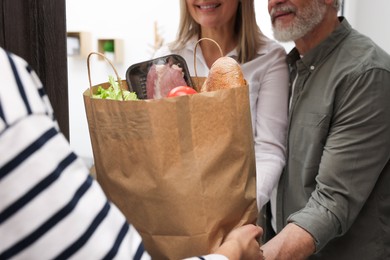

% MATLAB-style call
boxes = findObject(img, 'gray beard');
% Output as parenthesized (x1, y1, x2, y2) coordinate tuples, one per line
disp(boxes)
(272, 1, 326, 42)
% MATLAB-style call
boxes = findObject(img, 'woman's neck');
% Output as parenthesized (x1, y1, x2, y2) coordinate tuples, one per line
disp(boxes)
(199, 28, 237, 68)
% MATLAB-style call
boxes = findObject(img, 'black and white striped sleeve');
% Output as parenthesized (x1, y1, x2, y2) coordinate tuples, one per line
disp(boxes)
(0, 48, 150, 260)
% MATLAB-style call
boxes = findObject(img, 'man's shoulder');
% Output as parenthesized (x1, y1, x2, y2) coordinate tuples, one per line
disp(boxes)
(339, 29, 390, 71)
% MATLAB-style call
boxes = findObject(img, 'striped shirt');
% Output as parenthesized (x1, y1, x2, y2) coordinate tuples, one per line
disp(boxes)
(0, 48, 226, 260)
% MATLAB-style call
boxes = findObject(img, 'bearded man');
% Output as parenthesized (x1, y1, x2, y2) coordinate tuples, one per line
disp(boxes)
(261, 0, 390, 259)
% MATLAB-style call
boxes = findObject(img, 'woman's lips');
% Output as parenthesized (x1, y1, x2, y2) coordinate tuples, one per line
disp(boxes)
(196, 3, 221, 11)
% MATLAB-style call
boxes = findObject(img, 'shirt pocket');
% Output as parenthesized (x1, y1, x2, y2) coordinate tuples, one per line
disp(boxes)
(290, 112, 331, 169)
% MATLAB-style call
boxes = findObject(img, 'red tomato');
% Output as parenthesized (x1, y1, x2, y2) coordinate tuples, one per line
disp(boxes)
(167, 86, 197, 97)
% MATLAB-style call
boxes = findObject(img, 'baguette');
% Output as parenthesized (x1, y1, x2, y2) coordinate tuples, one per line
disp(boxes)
(201, 56, 246, 92)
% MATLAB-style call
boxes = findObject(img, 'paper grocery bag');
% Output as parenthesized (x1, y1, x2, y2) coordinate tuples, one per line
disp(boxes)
(83, 52, 257, 260)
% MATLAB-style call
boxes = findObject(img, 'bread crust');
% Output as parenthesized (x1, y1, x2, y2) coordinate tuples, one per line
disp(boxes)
(201, 57, 246, 92)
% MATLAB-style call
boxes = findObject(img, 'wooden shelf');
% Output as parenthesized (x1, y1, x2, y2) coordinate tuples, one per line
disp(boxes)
(66, 31, 92, 58)
(97, 38, 124, 63)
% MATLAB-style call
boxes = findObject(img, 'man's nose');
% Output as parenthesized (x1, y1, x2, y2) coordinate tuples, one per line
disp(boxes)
(268, 0, 287, 7)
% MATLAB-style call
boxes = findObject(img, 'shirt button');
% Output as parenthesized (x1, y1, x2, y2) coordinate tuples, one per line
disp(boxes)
(310, 65, 315, 70)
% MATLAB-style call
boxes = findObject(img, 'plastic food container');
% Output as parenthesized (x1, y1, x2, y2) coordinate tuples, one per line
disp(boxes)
(125, 54, 194, 99)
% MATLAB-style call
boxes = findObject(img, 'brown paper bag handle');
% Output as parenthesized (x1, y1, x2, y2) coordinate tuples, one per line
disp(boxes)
(193, 38, 223, 88)
(86, 51, 126, 100)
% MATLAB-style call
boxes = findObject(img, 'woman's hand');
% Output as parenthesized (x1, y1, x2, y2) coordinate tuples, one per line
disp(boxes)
(214, 224, 264, 260)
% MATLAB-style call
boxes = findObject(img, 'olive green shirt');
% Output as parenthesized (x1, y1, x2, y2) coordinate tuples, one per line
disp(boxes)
(276, 18, 390, 259)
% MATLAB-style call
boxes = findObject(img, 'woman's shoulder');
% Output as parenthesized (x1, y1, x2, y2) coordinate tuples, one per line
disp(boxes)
(153, 45, 173, 58)
(258, 37, 287, 56)
(242, 37, 288, 73)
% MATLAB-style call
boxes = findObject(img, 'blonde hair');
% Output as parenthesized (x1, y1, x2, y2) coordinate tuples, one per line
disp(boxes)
(170, 0, 266, 64)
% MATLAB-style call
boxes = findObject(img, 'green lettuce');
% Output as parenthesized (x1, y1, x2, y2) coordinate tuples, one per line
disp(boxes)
(93, 75, 138, 101)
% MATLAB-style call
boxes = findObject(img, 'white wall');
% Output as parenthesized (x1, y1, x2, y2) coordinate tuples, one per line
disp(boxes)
(66, 0, 182, 165)
(66, 0, 390, 165)
(344, 0, 390, 54)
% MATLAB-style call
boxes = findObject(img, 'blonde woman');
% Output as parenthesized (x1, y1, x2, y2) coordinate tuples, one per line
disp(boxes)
(155, 0, 289, 215)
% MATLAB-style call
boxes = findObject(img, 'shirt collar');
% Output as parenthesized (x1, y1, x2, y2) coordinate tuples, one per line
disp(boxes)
(287, 17, 352, 72)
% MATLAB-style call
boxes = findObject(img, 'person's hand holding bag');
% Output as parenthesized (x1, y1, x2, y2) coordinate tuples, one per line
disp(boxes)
(214, 224, 264, 260)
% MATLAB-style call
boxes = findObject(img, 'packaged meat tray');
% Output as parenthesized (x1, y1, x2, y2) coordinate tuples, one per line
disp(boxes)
(126, 54, 194, 99)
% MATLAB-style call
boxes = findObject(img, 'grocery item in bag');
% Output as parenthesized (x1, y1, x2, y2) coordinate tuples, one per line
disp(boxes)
(201, 56, 246, 92)
(126, 54, 194, 99)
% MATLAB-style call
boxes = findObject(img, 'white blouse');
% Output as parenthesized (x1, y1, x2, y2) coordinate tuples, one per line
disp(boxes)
(155, 36, 289, 211)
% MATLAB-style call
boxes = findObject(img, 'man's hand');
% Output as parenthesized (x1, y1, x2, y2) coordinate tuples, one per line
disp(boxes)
(261, 223, 316, 260)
